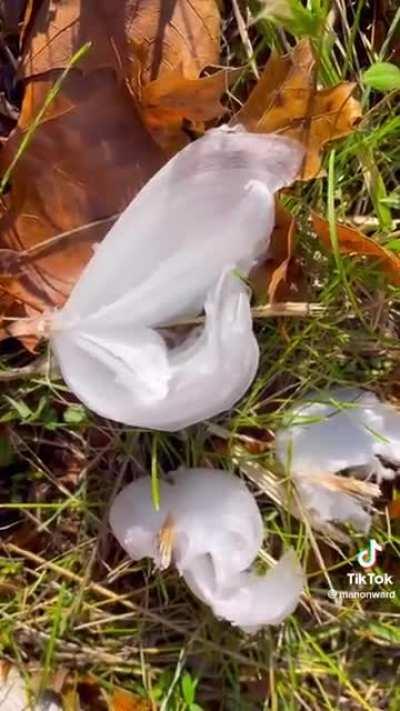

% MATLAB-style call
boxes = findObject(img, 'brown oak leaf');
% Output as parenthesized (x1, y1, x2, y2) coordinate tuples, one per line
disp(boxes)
(312, 211, 400, 284)
(0, 69, 163, 319)
(235, 40, 361, 180)
(0, 0, 222, 331)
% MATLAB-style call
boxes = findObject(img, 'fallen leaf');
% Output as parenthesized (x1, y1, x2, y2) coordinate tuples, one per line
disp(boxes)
(311, 211, 400, 284)
(8, 521, 45, 555)
(130, 0, 220, 85)
(21, 1, 128, 79)
(235, 46, 302, 129)
(107, 688, 152, 711)
(0, 69, 163, 316)
(60, 673, 104, 711)
(266, 201, 297, 301)
(235, 40, 361, 179)
(250, 200, 304, 303)
(21, 0, 222, 153)
(387, 498, 400, 519)
(63, 674, 151, 711)
(244, 671, 270, 704)
(142, 66, 238, 154)
(0, 0, 223, 325)
(143, 69, 229, 121)
(21, 0, 220, 86)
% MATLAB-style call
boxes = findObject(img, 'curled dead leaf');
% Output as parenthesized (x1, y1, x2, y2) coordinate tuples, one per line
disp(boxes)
(266, 201, 297, 302)
(142, 67, 239, 154)
(250, 200, 305, 303)
(107, 689, 152, 711)
(235, 40, 361, 180)
(311, 211, 400, 284)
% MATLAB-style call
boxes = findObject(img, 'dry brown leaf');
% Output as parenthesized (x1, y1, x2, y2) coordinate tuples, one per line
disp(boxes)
(142, 67, 238, 154)
(236, 40, 361, 180)
(236, 44, 310, 129)
(125, 0, 221, 92)
(244, 672, 270, 705)
(388, 496, 400, 519)
(250, 200, 304, 303)
(21, 1, 128, 79)
(65, 674, 152, 711)
(0, 0, 223, 326)
(22, 0, 220, 85)
(108, 689, 152, 711)
(62, 673, 103, 711)
(143, 68, 234, 122)
(0, 69, 163, 317)
(20, 0, 222, 153)
(266, 201, 297, 302)
(388, 498, 400, 519)
(311, 211, 400, 284)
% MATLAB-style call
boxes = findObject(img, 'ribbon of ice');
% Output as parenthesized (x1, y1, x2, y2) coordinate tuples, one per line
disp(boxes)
(275, 387, 400, 532)
(110, 468, 304, 633)
(50, 128, 302, 431)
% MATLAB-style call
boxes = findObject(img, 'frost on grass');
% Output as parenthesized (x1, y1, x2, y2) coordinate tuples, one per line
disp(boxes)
(276, 387, 400, 531)
(109, 468, 304, 633)
(51, 128, 302, 431)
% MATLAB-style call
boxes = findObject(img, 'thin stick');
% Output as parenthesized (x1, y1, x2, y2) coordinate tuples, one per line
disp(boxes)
(0, 357, 49, 381)
(164, 302, 324, 328)
(23, 214, 120, 259)
(231, 0, 259, 79)
(0, 303, 324, 383)
(252, 302, 324, 317)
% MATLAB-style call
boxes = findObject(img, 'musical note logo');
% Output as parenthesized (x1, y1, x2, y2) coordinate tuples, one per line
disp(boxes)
(357, 539, 383, 568)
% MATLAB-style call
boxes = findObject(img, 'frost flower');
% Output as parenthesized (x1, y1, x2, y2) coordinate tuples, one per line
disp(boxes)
(109, 468, 304, 633)
(50, 128, 302, 431)
(276, 387, 400, 531)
